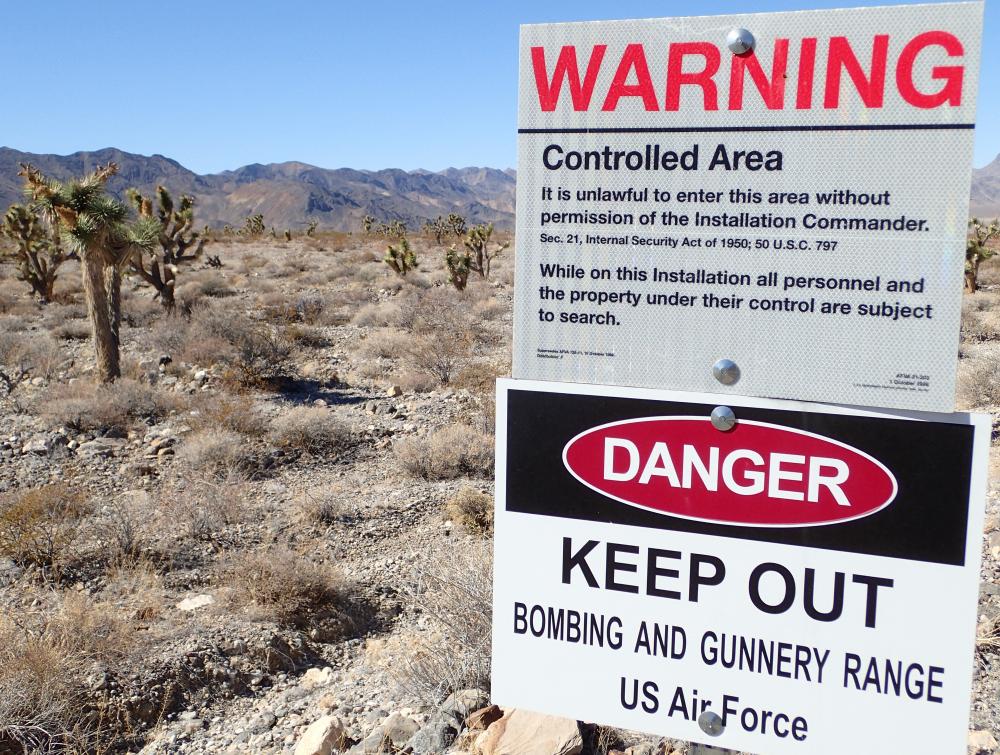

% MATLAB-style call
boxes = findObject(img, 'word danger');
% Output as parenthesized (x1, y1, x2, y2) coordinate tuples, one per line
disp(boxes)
(562, 417, 898, 527)
(530, 32, 967, 112)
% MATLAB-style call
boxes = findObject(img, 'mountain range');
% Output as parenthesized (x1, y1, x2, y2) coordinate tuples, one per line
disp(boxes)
(1, 147, 999, 231)
(0, 148, 516, 233)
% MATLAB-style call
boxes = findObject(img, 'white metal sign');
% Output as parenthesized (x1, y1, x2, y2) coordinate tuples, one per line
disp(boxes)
(492, 378, 989, 754)
(512, 3, 983, 412)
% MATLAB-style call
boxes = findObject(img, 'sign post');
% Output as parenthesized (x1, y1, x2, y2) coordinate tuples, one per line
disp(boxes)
(492, 380, 990, 754)
(512, 3, 983, 412)
(495, 4, 987, 754)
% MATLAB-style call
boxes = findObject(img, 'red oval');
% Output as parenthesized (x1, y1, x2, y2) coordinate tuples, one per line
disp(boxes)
(562, 417, 897, 527)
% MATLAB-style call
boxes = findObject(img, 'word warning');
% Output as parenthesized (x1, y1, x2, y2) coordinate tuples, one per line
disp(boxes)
(492, 379, 989, 754)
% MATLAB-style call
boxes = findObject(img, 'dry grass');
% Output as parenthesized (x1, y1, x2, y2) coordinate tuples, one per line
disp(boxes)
(0, 484, 90, 575)
(190, 393, 268, 437)
(0, 331, 62, 381)
(0, 593, 137, 753)
(957, 343, 1000, 408)
(394, 542, 492, 702)
(174, 429, 257, 479)
(446, 488, 494, 535)
(270, 406, 353, 455)
(395, 423, 494, 480)
(39, 379, 185, 434)
(222, 546, 357, 633)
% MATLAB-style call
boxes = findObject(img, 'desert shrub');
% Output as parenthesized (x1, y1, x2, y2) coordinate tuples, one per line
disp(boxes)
(962, 295, 1000, 342)
(446, 488, 493, 535)
(223, 546, 357, 632)
(359, 328, 411, 359)
(191, 393, 268, 437)
(396, 542, 492, 701)
(0, 593, 136, 753)
(395, 423, 494, 480)
(0, 484, 90, 573)
(179, 271, 234, 300)
(957, 344, 1000, 408)
(39, 379, 184, 434)
(351, 302, 401, 328)
(175, 429, 257, 479)
(52, 319, 91, 341)
(286, 324, 328, 348)
(296, 488, 347, 526)
(454, 361, 503, 393)
(158, 475, 248, 542)
(270, 406, 352, 454)
(122, 294, 162, 328)
(0, 331, 61, 381)
(95, 492, 150, 561)
(402, 331, 472, 385)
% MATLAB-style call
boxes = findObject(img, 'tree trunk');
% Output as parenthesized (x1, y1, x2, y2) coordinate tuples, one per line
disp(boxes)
(106, 262, 122, 355)
(81, 250, 120, 383)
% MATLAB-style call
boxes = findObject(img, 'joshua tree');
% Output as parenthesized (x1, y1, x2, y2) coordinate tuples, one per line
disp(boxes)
(126, 186, 207, 311)
(306, 220, 318, 237)
(361, 214, 376, 233)
(967, 218, 1000, 293)
(384, 237, 417, 276)
(242, 213, 266, 237)
(425, 216, 450, 244)
(463, 223, 508, 279)
(446, 213, 467, 237)
(445, 244, 471, 291)
(19, 163, 158, 383)
(0, 203, 67, 302)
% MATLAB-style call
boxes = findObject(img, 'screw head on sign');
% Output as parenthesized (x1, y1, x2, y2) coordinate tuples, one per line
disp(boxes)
(726, 27, 755, 54)
(698, 710, 725, 737)
(712, 358, 741, 386)
(710, 406, 737, 432)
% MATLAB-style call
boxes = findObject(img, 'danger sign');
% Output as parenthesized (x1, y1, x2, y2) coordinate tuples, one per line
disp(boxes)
(511, 3, 984, 412)
(492, 379, 989, 754)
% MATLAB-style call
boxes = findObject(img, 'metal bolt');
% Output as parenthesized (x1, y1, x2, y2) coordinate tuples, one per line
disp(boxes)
(726, 27, 755, 54)
(712, 358, 740, 386)
(698, 710, 725, 736)
(710, 406, 737, 432)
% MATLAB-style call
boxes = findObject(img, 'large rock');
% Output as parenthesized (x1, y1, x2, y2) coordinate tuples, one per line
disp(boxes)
(405, 717, 458, 754)
(969, 729, 999, 753)
(441, 688, 490, 723)
(476, 709, 582, 755)
(295, 715, 346, 755)
(76, 437, 126, 458)
(465, 704, 504, 732)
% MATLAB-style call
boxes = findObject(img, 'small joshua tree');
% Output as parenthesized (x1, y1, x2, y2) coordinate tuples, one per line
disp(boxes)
(20, 162, 158, 383)
(0, 203, 67, 302)
(967, 218, 1000, 293)
(447, 213, 467, 237)
(127, 186, 208, 311)
(463, 223, 508, 279)
(425, 216, 450, 244)
(306, 220, 318, 237)
(445, 244, 471, 291)
(284, 229, 292, 241)
(361, 214, 376, 233)
(242, 213, 266, 237)
(384, 237, 417, 277)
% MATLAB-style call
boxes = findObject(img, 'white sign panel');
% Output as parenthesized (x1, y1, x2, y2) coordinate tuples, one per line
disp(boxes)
(493, 378, 989, 754)
(512, 4, 983, 412)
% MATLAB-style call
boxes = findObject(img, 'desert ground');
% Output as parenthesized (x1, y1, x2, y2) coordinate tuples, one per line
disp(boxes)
(1, 229, 1000, 755)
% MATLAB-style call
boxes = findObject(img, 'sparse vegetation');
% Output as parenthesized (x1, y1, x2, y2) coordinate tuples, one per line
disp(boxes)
(967, 217, 1000, 292)
(446, 487, 493, 535)
(0, 203, 67, 302)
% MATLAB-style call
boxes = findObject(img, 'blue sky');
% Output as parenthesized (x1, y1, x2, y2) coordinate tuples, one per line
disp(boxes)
(1, 0, 995, 173)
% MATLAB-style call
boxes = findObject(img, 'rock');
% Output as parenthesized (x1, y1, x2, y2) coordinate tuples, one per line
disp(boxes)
(76, 438, 126, 459)
(405, 718, 457, 754)
(247, 710, 278, 734)
(22, 434, 54, 454)
(0, 557, 23, 587)
(380, 713, 420, 748)
(624, 745, 655, 755)
(386, 385, 402, 397)
(295, 715, 347, 755)
(475, 709, 582, 755)
(465, 705, 503, 732)
(302, 666, 334, 689)
(969, 729, 999, 753)
(441, 688, 490, 723)
(193, 369, 209, 385)
(176, 594, 215, 612)
(158, 354, 173, 366)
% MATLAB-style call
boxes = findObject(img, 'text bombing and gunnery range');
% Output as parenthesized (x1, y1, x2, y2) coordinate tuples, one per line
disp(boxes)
(0, 3, 999, 755)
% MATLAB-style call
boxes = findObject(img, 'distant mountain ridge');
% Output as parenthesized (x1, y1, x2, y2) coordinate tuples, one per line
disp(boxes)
(971, 154, 1000, 219)
(1, 147, 997, 230)
(0, 147, 516, 232)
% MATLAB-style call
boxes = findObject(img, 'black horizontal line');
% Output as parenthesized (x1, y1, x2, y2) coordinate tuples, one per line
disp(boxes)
(518, 123, 975, 134)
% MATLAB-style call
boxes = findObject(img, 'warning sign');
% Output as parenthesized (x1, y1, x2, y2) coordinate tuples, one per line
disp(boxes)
(492, 378, 989, 754)
(511, 3, 984, 411)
